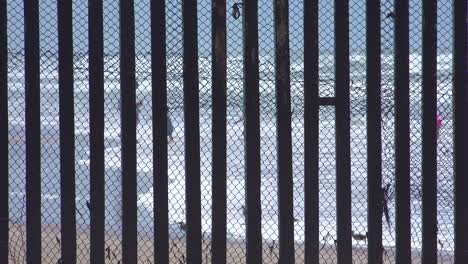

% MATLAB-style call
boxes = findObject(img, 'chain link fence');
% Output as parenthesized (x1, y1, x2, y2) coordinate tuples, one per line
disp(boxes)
(6, 0, 455, 263)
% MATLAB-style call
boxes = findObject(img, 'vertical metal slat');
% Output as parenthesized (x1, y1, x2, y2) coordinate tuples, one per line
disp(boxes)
(58, 0, 76, 263)
(394, 0, 411, 262)
(453, 0, 468, 262)
(0, 0, 8, 262)
(366, 0, 383, 263)
(89, 0, 105, 262)
(335, 0, 352, 262)
(151, 0, 169, 262)
(211, 0, 227, 263)
(120, 0, 138, 261)
(183, 0, 202, 263)
(304, 0, 320, 263)
(421, 0, 438, 263)
(274, 0, 294, 262)
(243, 0, 262, 263)
(24, 0, 42, 261)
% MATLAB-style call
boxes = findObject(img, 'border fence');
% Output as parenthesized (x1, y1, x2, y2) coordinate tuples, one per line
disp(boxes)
(1, 0, 468, 263)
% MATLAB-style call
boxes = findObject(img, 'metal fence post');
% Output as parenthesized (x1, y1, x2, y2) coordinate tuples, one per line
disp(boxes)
(243, 0, 262, 263)
(335, 0, 352, 262)
(88, 0, 105, 262)
(120, 0, 138, 261)
(0, 0, 8, 262)
(58, 0, 77, 262)
(274, 0, 295, 262)
(366, 0, 383, 263)
(211, 0, 227, 263)
(304, 0, 320, 263)
(421, 0, 438, 263)
(394, 0, 411, 262)
(151, 0, 169, 262)
(24, 0, 42, 261)
(183, 0, 202, 263)
(454, 0, 468, 263)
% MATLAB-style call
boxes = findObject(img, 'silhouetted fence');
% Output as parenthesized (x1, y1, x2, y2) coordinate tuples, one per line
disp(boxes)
(1, 0, 468, 263)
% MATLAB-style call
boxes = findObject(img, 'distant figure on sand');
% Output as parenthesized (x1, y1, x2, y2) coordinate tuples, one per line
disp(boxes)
(136, 99, 143, 125)
(134, 100, 174, 143)
(135, 100, 174, 142)
(135, 81, 174, 143)
(120, 81, 174, 143)
(167, 115, 174, 142)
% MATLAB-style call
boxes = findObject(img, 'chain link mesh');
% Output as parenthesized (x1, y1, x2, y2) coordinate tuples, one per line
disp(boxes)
(6, 0, 455, 263)
(8, 0, 27, 262)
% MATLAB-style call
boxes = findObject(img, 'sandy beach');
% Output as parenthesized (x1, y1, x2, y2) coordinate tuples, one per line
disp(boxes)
(7, 223, 454, 264)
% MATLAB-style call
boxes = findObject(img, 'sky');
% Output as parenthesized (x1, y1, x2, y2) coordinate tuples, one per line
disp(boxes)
(6, 0, 453, 56)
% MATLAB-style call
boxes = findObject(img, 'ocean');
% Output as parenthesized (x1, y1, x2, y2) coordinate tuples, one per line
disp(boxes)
(7, 52, 455, 258)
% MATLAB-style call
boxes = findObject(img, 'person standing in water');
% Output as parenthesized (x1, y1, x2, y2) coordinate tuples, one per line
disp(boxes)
(167, 114, 174, 142)
(125, 81, 174, 143)
(135, 100, 174, 142)
(136, 99, 143, 125)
